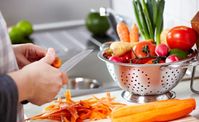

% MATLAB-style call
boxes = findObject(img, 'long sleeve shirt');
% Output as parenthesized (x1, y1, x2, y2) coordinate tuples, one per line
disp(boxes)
(0, 75, 18, 122)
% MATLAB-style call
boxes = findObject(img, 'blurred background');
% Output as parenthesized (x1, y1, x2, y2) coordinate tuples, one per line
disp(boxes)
(0, 0, 199, 26)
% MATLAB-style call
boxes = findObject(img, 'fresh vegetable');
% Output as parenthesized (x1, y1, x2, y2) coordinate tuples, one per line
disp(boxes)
(117, 22, 130, 42)
(52, 57, 62, 68)
(167, 26, 197, 51)
(130, 24, 139, 43)
(85, 12, 110, 36)
(109, 56, 125, 63)
(133, 41, 156, 58)
(169, 48, 188, 59)
(109, 51, 134, 63)
(132, 0, 165, 44)
(165, 55, 179, 63)
(155, 43, 169, 57)
(110, 41, 133, 56)
(111, 98, 196, 122)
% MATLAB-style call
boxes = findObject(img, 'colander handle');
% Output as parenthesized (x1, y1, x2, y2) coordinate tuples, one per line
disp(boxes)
(160, 57, 199, 70)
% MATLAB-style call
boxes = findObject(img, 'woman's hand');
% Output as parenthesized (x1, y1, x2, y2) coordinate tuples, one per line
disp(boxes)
(13, 43, 47, 69)
(9, 48, 68, 105)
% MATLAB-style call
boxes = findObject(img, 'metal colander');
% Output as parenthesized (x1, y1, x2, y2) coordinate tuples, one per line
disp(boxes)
(98, 42, 199, 96)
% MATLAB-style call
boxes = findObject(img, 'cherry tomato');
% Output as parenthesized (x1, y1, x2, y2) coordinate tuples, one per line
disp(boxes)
(133, 41, 156, 58)
(167, 26, 197, 51)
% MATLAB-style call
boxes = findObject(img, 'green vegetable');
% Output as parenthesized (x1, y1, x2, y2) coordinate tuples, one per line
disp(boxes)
(169, 49, 188, 59)
(132, 0, 165, 45)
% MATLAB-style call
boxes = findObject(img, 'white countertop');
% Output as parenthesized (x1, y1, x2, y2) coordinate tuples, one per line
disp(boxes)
(24, 79, 199, 121)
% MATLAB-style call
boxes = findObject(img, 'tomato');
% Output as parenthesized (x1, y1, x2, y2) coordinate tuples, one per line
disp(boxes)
(167, 26, 197, 51)
(133, 41, 156, 58)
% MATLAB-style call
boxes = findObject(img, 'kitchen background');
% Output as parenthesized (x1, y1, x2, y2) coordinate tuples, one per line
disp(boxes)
(1, 0, 199, 26)
(0, 0, 199, 90)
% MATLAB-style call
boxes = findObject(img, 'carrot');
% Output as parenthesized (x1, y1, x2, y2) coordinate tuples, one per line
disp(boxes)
(130, 24, 139, 43)
(117, 22, 130, 42)
(52, 57, 62, 68)
(111, 99, 179, 118)
(111, 98, 196, 122)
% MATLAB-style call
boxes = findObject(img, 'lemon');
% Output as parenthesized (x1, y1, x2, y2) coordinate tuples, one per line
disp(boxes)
(16, 20, 33, 36)
(9, 26, 26, 44)
(85, 12, 110, 36)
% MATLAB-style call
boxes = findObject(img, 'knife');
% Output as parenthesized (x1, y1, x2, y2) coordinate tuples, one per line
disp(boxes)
(59, 49, 93, 72)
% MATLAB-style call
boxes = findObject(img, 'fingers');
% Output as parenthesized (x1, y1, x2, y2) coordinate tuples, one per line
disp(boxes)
(40, 48, 56, 65)
(60, 72, 68, 85)
(27, 43, 47, 59)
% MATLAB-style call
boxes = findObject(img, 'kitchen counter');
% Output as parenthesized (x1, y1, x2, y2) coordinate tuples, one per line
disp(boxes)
(24, 79, 199, 121)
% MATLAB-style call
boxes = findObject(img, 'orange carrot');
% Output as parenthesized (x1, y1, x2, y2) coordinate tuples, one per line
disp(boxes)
(52, 57, 62, 68)
(112, 98, 196, 122)
(130, 24, 139, 43)
(111, 99, 180, 118)
(117, 22, 130, 42)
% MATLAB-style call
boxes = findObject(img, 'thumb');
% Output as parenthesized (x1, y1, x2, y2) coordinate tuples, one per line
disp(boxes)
(40, 48, 56, 64)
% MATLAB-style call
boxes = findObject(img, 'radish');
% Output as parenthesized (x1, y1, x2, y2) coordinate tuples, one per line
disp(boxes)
(165, 55, 179, 63)
(155, 44, 169, 57)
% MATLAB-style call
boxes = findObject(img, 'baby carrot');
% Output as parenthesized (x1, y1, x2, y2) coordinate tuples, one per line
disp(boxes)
(130, 23, 139, 43)
(117, 22, 130, 42)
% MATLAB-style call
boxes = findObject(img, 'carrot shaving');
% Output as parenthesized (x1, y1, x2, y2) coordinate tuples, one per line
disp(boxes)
(26, 90, 126, 122)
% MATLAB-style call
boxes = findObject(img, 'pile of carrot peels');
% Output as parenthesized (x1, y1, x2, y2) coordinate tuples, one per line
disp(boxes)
(26, 90, 125, 122)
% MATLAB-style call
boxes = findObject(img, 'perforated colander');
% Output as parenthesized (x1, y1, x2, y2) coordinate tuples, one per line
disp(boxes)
(98, 42, 199, 96)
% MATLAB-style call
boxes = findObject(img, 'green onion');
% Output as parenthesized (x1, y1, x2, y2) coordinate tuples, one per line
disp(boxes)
(132, 0, 165, 45)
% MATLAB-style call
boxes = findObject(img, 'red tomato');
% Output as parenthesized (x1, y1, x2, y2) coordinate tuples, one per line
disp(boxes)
(133, 41, 156, 58)
(167, 26, 197, 51)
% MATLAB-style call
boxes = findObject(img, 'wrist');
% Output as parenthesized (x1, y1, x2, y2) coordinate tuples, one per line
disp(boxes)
(8, 70, 33, 102)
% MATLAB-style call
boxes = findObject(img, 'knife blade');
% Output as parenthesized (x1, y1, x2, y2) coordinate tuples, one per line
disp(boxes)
(59, 49, 93, 72)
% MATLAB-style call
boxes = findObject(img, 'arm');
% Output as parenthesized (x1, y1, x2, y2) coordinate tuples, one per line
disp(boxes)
(0, 75, 18, 122)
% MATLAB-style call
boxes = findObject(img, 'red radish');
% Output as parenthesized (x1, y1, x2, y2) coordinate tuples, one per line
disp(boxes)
(166, 55, 179, 63)
(109, 56, 125, 63)
(155, 44, 169, 57)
